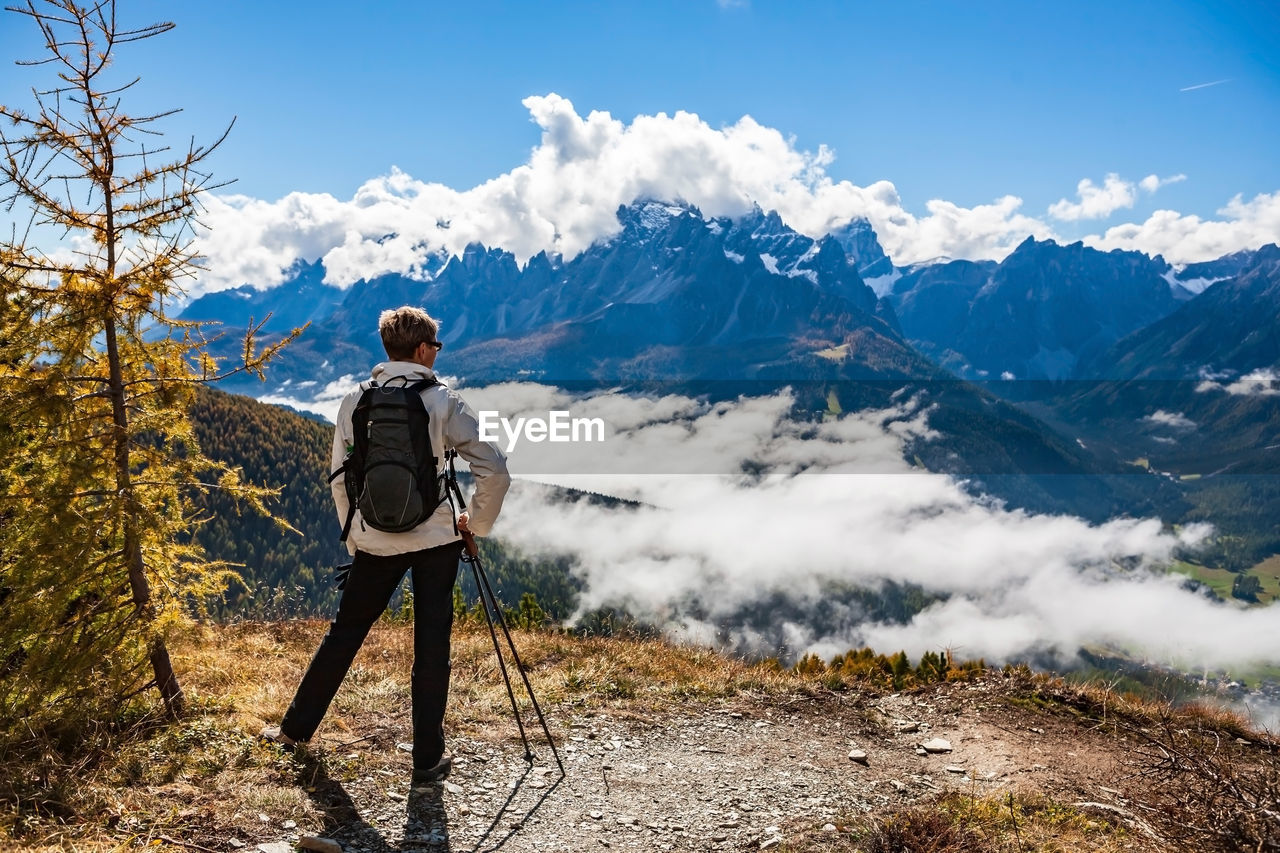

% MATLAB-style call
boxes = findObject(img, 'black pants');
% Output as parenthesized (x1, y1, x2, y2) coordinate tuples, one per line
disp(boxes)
(280, 541, 462, 770)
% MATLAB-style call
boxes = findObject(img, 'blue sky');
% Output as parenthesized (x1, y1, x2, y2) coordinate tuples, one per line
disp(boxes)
(2, 0, 1278, 285)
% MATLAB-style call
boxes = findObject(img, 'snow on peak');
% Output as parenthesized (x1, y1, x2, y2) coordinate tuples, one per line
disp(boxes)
(628, 200, 695, 233)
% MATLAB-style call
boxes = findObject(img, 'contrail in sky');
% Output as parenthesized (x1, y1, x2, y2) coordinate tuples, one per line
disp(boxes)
(1180, 79, 1232, 92)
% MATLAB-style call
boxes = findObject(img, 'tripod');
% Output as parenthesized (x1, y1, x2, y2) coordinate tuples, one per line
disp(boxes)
(460, 530, 565, 777)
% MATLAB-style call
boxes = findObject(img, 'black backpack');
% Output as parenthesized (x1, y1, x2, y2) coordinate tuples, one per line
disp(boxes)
(331, 377, 445, 541)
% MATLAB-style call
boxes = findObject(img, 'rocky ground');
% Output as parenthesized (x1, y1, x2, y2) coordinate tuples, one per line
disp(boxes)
(240, 678, 1169, 853)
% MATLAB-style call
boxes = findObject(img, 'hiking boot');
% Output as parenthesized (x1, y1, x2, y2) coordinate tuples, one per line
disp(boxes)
(259, 725, 298, 752)
(411, 754, 453, 784)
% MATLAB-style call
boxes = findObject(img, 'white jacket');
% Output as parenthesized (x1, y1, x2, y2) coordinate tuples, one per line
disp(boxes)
(330, 361, 511, 556)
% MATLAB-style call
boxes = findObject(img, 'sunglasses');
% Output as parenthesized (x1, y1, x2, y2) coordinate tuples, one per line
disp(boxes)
(423, 340, 444, 351)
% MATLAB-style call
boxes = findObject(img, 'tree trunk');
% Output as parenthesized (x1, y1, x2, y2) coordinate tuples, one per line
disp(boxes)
(103, 311, 186, 717)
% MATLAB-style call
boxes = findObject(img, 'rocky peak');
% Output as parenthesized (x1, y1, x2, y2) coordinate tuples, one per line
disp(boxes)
(615, 200, 703, 239)
(829, 217, 891, 277)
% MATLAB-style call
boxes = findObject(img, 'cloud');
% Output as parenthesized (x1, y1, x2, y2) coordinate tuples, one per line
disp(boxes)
(1049, 173, 1138, 221)
(1196, 368, 1280, 397)
(192, 94, 1057, 292)
(1143, 410, 1197, 429)
(198, 175, 452, 292)
(380, 380, 1280, 676)
(1049, 172, 1187, 221)
(257, 376, 1280, 675)
(857, 576, 1277, 671)
(258, 373, 360, 420)
(190, 96, 1278, 294)
(453, 382, 935, 482)
(1139, 173, 1186, 193)
(1085, 191, 1280, 265)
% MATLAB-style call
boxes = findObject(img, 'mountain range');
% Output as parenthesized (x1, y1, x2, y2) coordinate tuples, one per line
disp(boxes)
(181, 200, 1280, 561)
(185, 200, 1278, 387)
(193, 202, 909, 385)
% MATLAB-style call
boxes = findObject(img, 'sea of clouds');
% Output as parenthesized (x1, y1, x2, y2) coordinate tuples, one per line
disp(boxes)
(470, 384, 1280, 673)
(282, 379, 1280, 679)
(192, 94, 1280, 295)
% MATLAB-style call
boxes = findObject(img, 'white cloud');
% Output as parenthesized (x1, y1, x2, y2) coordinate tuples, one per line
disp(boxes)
(1143, 410, 1197, 429)
(1049, 172, 1187, 221)
(1140, 172, 1186, 193)
(192, 94, 1058, 293)
(455, 383, 934, 485)
(1196, 368, 1280, 398)
(1086, 191, 1280, 265)
(1049, 173, 1138, 221)
(190, 96, 1278, 294)
(258, 373, 360, 421)
(259, 376, 1280, 673)
(858, 576, 1276, 671)
(385, 381, 1280, 675)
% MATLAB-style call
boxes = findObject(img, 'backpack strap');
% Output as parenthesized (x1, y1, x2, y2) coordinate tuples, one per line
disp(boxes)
(442, 449, 468, 535)
(338, 498, 357, 543)
(329, 462, 358, 544)
(406, 375, 444, 491)
(406, 376, 439, 394)
(446, 449, 467, 512)
(334, 379, 379, 545)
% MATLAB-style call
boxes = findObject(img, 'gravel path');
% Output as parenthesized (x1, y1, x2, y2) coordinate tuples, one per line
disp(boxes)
(260, 680, 1133, 853)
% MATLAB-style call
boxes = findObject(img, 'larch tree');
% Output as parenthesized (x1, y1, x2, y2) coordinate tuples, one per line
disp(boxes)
(0, 0, 299, 730)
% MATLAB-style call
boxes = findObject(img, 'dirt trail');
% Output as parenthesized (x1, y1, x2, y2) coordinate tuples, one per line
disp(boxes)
(266, 679, 1154, 852)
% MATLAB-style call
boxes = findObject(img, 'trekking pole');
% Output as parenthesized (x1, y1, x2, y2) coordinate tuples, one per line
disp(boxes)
(460, 530, 565, 776)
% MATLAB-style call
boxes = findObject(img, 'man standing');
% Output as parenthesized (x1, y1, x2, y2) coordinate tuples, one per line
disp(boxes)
(263, 306, 510, 783)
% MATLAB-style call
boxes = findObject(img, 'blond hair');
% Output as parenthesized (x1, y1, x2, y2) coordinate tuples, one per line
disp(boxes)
(378, 306, 440, 360)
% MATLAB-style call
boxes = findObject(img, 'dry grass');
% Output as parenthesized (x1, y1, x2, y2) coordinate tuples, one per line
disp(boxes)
(1004, 671, 1280, 852)
(181, 618, 810, 736)
(782, 792, 1141, 852)
(1012, 669, 1273, 745)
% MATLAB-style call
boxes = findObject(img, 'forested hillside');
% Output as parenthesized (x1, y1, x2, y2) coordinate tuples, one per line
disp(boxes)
(189, 388, 349, 614)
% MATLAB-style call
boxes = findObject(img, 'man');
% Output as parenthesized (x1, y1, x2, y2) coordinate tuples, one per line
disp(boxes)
(263, 306, 510, 783)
